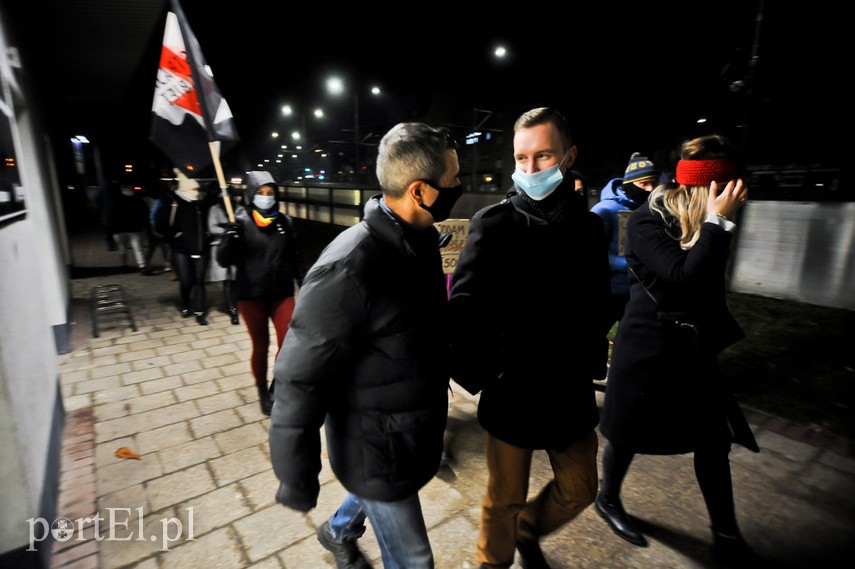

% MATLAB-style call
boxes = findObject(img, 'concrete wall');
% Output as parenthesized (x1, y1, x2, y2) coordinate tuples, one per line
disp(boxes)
(0, 9, 67, 565)
(730, 201, 855, 310)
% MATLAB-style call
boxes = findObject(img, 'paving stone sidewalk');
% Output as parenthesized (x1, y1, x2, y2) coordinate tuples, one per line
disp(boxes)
(47, 264, 855, 569)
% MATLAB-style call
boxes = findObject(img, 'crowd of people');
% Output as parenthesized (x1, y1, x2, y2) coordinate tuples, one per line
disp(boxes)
(267, 109, 758, 569)
(105, 105, 756, 569)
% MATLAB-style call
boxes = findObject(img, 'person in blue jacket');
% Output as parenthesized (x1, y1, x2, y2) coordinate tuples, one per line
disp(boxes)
(591, 152, 661, 327)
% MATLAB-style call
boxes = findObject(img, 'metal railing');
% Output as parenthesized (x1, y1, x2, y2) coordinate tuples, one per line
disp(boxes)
(278, 183, 380, 227)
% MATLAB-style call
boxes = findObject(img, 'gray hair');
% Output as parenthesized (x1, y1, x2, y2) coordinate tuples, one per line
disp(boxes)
(375, 123, 456, 198)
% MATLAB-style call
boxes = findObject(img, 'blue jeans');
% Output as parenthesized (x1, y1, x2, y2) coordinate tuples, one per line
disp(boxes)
(329, 492, 434, 569)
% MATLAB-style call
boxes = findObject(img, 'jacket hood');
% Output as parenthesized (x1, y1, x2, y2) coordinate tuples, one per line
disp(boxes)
(598, 178, 636, 207)
(244, 171, 278, 204)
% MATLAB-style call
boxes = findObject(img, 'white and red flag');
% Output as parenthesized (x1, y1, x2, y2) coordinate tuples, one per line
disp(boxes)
(149, 0, 238, 174)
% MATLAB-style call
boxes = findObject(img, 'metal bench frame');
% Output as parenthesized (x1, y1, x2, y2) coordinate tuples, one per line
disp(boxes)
(89, 284, 136, 337)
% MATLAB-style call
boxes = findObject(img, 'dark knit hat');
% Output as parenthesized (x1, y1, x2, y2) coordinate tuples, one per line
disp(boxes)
(623, 152, 660, 185)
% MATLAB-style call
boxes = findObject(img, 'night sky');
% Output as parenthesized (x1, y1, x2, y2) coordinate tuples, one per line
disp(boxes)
(5, 0, 847, 188)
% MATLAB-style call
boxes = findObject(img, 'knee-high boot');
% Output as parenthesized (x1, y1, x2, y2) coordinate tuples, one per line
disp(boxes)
(595, 441, 647, 546)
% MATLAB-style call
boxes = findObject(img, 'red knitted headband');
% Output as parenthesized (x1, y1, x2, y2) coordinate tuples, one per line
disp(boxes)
(675, 159, 739, 186)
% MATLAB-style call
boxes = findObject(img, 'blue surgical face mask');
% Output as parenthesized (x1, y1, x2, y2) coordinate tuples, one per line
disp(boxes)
(511, 152, 570, 201)
(253, 195, 276, 210)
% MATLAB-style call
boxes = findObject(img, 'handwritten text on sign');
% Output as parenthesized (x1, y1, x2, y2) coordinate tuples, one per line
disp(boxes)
(434, 218, 470, 274)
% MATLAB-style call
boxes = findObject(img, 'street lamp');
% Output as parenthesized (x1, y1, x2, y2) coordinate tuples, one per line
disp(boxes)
(326, 75, 382, 182)
(275, 102, 329, 180)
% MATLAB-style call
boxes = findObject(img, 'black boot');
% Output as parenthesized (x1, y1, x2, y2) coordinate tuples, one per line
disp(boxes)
(195, 312, 208, 326)
(257, 383, 273, 416)
(229, 307, 240, 325)
(711, 530, 758, 567)
(595, 493, 648, 547)
(316, 520, 371, 569)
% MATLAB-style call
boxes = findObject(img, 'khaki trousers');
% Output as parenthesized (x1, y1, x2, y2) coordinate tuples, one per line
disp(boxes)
(477, 430, 598, 567)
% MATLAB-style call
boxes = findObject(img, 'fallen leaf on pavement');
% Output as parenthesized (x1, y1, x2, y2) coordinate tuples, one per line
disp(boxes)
(115, 447, 141, 460)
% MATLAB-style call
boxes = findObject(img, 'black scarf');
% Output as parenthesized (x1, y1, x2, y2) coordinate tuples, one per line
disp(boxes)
(517, 178, 582, 224)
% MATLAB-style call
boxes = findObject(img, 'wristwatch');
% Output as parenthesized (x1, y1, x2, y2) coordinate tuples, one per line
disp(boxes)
(705, 212, 736, 233)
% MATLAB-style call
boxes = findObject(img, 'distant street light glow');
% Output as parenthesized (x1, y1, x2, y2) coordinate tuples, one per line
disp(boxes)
(281, 105, 293, 116)
(494, 46, 507, 58)
(326, 76, 344, 95)
(313, 108, 324, 118)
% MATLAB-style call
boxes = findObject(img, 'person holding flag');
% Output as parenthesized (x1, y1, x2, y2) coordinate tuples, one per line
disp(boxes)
(216, 171, 306, 416)
(149, 0, 239, 223)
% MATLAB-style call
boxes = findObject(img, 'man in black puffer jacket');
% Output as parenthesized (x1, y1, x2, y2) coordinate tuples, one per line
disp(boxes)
(269, 122, 462, 569)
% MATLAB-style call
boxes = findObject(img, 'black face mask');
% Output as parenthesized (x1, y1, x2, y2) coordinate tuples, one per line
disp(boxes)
(623, 182, 651, 209)
(419, 181, 463, 222)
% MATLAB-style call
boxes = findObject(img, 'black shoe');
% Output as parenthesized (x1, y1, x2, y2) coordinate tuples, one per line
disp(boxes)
(229, 308, 240, 325)
(515, 538, 551, 569)
(316, 520, 372, 569)
(257, 384, 273, 416)
(195, 313, 208, 326)
(141, 267, 154, 276)
(180, 308, 191, 318)
(711, 531, 759, 567)
(594, 493, 648, 547)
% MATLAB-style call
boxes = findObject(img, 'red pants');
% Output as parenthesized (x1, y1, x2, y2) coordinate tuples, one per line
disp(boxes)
(237, 297, 295, 386)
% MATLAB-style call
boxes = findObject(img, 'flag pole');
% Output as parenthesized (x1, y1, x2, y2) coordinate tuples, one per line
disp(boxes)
(209, 141, 235, 223)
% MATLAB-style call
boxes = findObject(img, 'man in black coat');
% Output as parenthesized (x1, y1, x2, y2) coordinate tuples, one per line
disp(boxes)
(448, 107, 611, 569)
(268, 122, 463, 569)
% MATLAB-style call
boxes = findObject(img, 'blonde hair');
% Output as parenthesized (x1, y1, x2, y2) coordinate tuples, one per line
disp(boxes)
(649, 183, 709, 249)
(649, 134, 741, 250)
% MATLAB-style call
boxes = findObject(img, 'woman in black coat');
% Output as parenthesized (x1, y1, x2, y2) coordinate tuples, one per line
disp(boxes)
(597, 135, 759, 567)
(216, 170, 305, 415)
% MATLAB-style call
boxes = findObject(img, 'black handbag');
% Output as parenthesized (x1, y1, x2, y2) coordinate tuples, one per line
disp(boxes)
(629, 267, 702, 354)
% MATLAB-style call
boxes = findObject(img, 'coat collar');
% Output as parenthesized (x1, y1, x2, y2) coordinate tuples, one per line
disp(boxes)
(363, 195, 440, 257)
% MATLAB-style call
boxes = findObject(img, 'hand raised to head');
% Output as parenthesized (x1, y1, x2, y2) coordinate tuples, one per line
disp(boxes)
(707, 178, 747, 220)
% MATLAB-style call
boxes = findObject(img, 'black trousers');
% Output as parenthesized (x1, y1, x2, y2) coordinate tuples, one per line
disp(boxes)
(172, 252, 208, 314)
(601, 439, 740, 535)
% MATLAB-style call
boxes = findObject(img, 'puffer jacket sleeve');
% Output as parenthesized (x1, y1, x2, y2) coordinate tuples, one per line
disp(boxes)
(268, 260, 366, 511)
